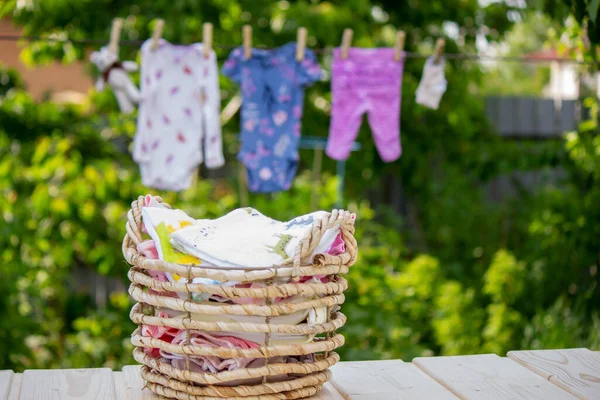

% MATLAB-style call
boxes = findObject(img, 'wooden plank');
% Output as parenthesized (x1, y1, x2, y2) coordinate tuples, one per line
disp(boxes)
(508, 348, 600, 400)
(414, 354, 577, 400)
(7, 374, 22, 400)
(122, 365, 154, 399)
(20, 368, 116, 399)
(560, 100, 577, 133)
(0, 371, 13, 400)
(498, 97, 517, 135)
(307, 382, 344, 400)
(112, 372, 127, 400)
(538, 99, 557, 136)
(517, 97, 537, 136)
(329, 360, 457, 399)
(484, 97, 499, 130)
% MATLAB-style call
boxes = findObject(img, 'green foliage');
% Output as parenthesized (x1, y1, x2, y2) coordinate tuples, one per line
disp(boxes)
(527, 0, 600, 48)
(523, 297, 600, 349)
(481, 13, 557, 97)
(63, 293, 136, 369)
(433, 281, 484, 355)
(484, 250, 526, 305)
(0, 0, 599, 373)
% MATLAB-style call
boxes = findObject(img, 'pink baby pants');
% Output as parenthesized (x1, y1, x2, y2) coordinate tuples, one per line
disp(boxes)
(326, 48, 404, 162)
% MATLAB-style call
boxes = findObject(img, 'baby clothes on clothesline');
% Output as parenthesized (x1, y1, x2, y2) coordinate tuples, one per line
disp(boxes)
(416, 56, 447, 110)
(326, 48, 405, 163)
(222, 43, 321, 193)
(129, 38, 445, 193)
(90, 46, 140, 114)
(133, 39, 224, 192)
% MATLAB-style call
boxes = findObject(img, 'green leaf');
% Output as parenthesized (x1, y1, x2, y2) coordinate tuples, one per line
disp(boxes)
(590, 0, 600, 24)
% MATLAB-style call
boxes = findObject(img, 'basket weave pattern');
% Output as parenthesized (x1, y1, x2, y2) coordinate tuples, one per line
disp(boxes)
(122, 196, 357, 399)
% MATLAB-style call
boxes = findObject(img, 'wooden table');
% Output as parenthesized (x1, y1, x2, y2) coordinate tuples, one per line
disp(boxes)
(2, 348, 599, 399)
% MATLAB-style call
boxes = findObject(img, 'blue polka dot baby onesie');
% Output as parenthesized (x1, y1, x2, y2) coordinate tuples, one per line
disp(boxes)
(222, 43, 321, 192)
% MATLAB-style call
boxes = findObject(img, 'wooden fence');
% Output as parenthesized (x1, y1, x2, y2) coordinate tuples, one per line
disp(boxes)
(485, 96, 579, 138)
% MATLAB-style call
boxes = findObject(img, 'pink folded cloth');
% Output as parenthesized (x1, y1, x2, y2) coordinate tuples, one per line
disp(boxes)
(141, 311, 180, 340)
(156, 330, 260, 374)
(138, 240, 160, 263)
(137, 241, 178, 299)
(327, 232, 345, 256)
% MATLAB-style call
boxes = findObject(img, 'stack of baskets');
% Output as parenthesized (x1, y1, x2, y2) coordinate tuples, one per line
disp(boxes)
(122, 195, 357, 399)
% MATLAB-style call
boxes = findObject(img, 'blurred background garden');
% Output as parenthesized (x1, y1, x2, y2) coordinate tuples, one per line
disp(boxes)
(1, 0, 600, 371)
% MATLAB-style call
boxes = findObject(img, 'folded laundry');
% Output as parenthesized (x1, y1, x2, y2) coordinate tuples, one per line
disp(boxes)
(137, 233, 338, 306)
(137, 239, 160, 261)
(169, 207, 342, 269)
(141, 310, 323, 375)
(143, 322, 321, 376)
(140, 198, 346, 271)
(161, 304, 309, 324)
(141, 323, 260, 372)
(136, 240, 180, 299)
(145, 329, 316, 384)
(209, 305, 327, 345)
(159, 330, 260, 373)
(142, 207, 200, 265)
(156, 302, 327, 345)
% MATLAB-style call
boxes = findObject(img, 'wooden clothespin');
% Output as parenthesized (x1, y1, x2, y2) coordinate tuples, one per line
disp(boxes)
(434, 38, 445, 64)
(296, 27, 307, 61)
(243, 25, 252, 59)
(151, 19, 165, 51)
(203, 22, 213, 58)
(394, 30, 406, 62)
(108, 18, 123, 54)
(340, 28, 353, 59)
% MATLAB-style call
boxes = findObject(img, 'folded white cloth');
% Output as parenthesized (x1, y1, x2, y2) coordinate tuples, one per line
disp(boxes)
(142, 206, 198, 264)
(159, 304, 327, 345)
(141, 196, 343, 272)
(170, 208, 340, 269)
(416, 56, 447, 110)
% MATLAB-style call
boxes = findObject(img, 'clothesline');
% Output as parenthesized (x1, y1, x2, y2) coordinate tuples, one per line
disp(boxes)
(0, 34, 594, 65)
(0, 30, 574, 202)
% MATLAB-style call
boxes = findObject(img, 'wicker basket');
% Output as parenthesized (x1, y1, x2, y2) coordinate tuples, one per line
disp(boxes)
(122, 195, 357, 399)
